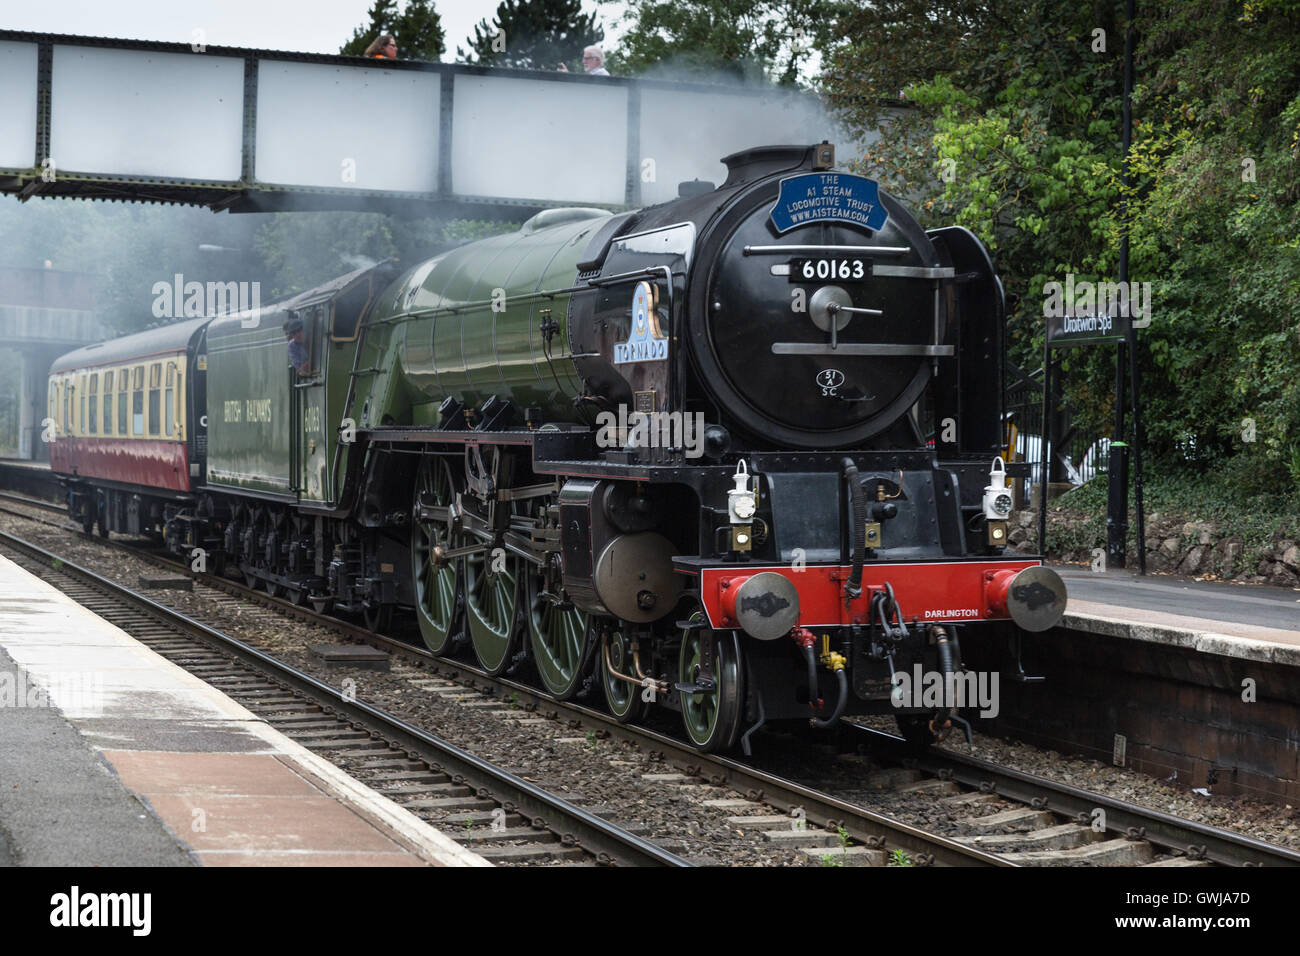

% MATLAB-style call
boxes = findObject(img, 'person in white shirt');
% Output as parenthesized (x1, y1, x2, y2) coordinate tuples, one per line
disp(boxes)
(558, 45, 610, 76)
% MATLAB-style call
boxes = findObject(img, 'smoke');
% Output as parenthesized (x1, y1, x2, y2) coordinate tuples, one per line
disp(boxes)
(339, 253, 379, 271)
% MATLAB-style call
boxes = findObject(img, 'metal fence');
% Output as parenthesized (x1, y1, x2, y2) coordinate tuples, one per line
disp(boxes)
(1003, 361, 1108, 490)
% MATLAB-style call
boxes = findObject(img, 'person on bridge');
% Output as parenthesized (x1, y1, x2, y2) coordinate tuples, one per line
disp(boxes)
(284, 316, 311, 376)
(558, 45, 609, 76)
(364, 34, 398, 59)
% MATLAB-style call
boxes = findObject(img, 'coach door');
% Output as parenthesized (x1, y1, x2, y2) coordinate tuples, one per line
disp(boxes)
(191, 328, 208, 484)
(292, 305, 329, 504)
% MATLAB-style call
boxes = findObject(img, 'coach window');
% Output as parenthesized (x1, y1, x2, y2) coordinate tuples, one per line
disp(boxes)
(132, 366, 144, 436)
(88, 373, 98, 434)
(148, 363, 161, 436)
(118, 369, 129, 435)
(103, 370, 114, 435)
(78, 373, 86, 436)
(62, 378, 70, 435)
(48, 381, 56, 429)
(164, 364, 175, 436)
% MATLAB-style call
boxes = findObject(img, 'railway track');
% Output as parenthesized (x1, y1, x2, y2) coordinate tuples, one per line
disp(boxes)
(0, 526, 688, 867)
(0, 490, 64, 514)
(847, 726, 1300, 868)
(3, 494, 1297, 867)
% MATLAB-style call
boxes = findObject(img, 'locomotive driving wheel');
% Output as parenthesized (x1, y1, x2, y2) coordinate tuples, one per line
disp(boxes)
(462, 524, 522, 675)
(411, 455, 462, 655)
(527, 567, 589, 699)
(679, 610, 745, 752)
(600, 623, 649, 723)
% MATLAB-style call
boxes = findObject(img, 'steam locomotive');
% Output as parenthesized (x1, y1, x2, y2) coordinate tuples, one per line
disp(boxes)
(49, 143, 1066, 752)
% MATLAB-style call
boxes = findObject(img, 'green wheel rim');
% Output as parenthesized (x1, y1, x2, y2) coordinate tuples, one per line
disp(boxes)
(411, 457, 459, 655)
(528, 576, 588, 698)
(465, 541, 519, 674)
(679, 614, 742, 751)
(601, 626, 643, 721)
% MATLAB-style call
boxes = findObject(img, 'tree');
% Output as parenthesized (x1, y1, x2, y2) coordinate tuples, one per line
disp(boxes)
(604, 0, 849, 85)
(822, 0, 1300, 490)
(458, 0, 603, 71)
(341, 0, 445, 62)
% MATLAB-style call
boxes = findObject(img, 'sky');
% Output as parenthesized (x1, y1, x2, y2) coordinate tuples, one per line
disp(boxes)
(0, 0, 627, 60)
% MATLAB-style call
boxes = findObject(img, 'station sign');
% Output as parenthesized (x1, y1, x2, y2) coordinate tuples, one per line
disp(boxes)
(1046, 310, 1131, 348)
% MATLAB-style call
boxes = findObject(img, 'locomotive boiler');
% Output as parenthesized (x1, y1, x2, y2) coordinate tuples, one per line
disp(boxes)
(50, 142, 1067, 753)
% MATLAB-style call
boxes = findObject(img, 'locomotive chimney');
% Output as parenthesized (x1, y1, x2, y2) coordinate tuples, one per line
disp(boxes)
(719, 144, 820, 188)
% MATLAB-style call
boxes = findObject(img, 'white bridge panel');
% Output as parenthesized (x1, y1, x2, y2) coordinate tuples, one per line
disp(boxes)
(451, 74, 627, 204)
(638, 87, 847, 206)
(256, 61, 441, 193)
(0, 42, 38, 169)
(50, 46, 244, 181)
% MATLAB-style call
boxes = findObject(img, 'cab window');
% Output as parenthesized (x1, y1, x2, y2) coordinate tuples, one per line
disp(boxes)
(331, 278, 370, 342)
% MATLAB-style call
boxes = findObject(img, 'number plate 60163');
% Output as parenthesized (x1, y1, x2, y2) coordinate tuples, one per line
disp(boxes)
(788, 257, 872, 283)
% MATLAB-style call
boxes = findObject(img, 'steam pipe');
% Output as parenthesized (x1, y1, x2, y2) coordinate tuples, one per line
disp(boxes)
(842, 457, 864, 600)
(810, 662, 849, 729)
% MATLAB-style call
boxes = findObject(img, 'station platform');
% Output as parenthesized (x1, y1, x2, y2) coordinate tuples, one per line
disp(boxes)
(1056, 565, 1300, 665)
(0, 457, 59, 502)
(0, 554, 488, 867)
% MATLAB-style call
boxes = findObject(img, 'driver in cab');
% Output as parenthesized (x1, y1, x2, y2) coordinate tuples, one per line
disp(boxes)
(284, 315, 311, 375)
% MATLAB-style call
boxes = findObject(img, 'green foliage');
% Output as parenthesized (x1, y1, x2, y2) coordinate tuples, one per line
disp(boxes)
(1122, 0, 1300, 476)
(887, 848, 913, 867)
(459, 0, 604, 71)
(341, 0, 445, 61)
(823, 0, 1300, 489)
(1048, 468, 1299, 573)
(604, 0, 850, 85)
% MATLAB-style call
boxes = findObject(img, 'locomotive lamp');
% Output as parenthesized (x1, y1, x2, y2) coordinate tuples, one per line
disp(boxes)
(983, 456, 1013, 546)
(728, 459, 757, 552)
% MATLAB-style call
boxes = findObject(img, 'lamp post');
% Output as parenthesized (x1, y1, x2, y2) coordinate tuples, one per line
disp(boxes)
(1106, 0, 1146, 575)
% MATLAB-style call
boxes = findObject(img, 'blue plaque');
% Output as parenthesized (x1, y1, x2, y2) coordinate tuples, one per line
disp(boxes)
(769, 173, 889, 234)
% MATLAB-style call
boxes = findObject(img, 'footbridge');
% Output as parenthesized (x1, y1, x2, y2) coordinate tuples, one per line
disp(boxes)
(0, 30, 861, 219)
